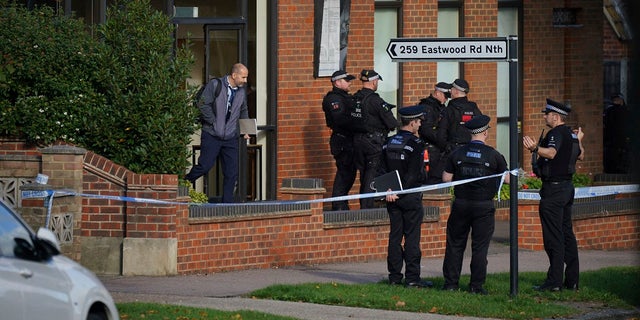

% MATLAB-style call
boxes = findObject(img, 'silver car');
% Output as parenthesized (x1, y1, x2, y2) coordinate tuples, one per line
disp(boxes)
(0, 200, 119, 320)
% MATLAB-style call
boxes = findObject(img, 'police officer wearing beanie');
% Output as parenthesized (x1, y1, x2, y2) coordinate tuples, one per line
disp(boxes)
(523, 98, 585, 292)
(436, 79, 483, 157)
(353, 69, 398, 209)
(442, 115, 510, 295)
(382, 105, 432, 288)
(418, 82, 452, 184)
(322, 70, 358, 211)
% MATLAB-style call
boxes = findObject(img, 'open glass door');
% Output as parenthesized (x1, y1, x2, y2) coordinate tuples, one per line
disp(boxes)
(203, 23, 253, 202)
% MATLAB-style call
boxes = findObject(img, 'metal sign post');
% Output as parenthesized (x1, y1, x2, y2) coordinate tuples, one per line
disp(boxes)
(387, 36, 520, 296)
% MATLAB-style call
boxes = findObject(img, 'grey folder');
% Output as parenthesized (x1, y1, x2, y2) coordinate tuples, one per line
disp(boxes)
(239, 118, 258, 135)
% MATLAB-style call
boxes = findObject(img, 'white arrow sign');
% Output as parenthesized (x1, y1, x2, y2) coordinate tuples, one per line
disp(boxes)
(387, 37, 509, 61)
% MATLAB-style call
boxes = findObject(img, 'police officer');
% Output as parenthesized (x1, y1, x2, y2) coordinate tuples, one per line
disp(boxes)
(523, 98, 585, 292)
(418, 82, 452, 184)
(322, 70, 357, 211)
(436, 79, 482, 156)
(382, 105, 432, 288)
(353, 69, 397, 209)
(442, 115, 509, 295)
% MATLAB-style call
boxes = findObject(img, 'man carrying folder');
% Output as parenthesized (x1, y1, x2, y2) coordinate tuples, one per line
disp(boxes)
(381, 105, 431, 288)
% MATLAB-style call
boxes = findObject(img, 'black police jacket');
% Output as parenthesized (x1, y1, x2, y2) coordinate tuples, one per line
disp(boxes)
(436, 97, 482, 152)
(382, 130, 427, 190)
(418, 95, 445, 146)
(444, 141, 508, 200)
(354, 88, 397, 134)
(537, 124, 581, 181)
(322, 87, 354, 135)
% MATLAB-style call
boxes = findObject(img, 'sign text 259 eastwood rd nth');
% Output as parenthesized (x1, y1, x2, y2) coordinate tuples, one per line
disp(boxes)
(387, 37, 509, 61)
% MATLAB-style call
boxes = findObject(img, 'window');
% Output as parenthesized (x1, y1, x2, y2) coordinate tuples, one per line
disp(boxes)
(374, 2, 400, 107)
(437, 7, 460, 82)
(496, 7, 518, 156)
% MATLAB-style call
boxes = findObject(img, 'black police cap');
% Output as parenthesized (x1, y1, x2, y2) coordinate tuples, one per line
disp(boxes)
(451, 79, 470, 92)
(398, 105, 425, 120)
(360, 69, 383, 81)
(331, 70, 355, 82)
(464, 114, 491, 134)
(542, 98, 571, 115)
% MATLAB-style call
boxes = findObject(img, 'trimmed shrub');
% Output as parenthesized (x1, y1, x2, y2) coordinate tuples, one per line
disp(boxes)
(0, 0, 196, 174)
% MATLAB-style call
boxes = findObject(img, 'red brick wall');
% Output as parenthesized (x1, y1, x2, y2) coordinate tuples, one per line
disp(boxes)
(517, 199, 640, 251)
(82, 151, 180, 239)
(402, 0, 438, 105)
(276, 0, 379, 209)
(0, 139, 41, 176)
(603, 13, 631, 60)
(174, 194, 450, 274)
(522, 1, 603, 176)
(464, 0, 499, 146)
(2, 140, 637, 275)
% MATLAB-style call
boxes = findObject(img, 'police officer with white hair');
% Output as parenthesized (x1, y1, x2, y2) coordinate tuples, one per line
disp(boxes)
(442, 114, 509, 295)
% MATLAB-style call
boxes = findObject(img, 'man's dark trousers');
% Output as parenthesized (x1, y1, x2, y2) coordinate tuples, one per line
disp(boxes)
(387, 194, 423, 284)
(443, 198, 495, 289)
(185, 131, 239, 203)
(539, 180, 579, 288)
(330, 133, 357, 210)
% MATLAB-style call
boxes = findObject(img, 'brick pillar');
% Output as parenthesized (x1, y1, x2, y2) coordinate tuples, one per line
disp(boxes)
(122, 172, 180, 276)
(280, 178, 326, 221)
(40, 145, 87, 261)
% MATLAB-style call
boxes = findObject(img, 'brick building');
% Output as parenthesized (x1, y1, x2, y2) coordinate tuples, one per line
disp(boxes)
(2, 0, 637, 275)
(4, 0, 637, 204)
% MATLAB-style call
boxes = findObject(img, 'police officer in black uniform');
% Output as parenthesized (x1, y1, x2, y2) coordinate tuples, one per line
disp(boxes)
(322, 70, 357, 210)
(523, 98, 584, 292)
(382, 105, 432, 288)
(418, 82, 452, 184)
(353, 69, 397, 209)
(442, 115, 510, 295)
(436, 79, 482, 159)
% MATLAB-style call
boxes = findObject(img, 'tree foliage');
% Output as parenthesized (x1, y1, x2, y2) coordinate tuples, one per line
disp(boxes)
(0, 0, 197, 174)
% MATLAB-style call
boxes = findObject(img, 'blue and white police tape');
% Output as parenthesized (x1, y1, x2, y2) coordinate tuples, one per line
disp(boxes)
(517, 184, 640, 200)
(21, 170, 639, 207)
(303, 169, 518, 204)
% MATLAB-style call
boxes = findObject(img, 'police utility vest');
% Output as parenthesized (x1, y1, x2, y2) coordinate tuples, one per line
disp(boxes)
(451, 143, 500, 200)
(322, 88, 354, 135)
(350, 91, 374, 133)
(537, 125, 581, 181)
(383, 131, 427, 188)
(445, 97, 482, 146)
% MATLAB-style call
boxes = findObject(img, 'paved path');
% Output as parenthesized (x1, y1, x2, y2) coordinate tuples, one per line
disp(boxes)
(102, 222, 640, 320)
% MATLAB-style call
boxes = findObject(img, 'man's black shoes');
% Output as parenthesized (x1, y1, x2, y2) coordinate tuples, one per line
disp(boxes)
(533, 283, 561, 292)
(406, 280, 434, 288)
(441, 285, 459, 291)
(564, 283, 579, 291)
(469, 286, 488, 295)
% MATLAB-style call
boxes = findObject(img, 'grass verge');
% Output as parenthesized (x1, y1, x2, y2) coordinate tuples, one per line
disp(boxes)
(114, 267, 638, 320)
(116, 302, 297, 320)
(248, 266, 639, 320)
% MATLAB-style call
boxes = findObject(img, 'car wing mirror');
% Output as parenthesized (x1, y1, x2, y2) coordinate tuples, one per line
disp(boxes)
(36, 227, 61, 256)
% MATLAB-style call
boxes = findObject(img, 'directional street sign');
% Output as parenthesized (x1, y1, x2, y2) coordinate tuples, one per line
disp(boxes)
(386, 37, 510, 61)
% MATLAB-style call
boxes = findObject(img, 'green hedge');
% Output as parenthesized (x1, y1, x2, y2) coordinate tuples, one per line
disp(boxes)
(0, 0, 196, 174)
